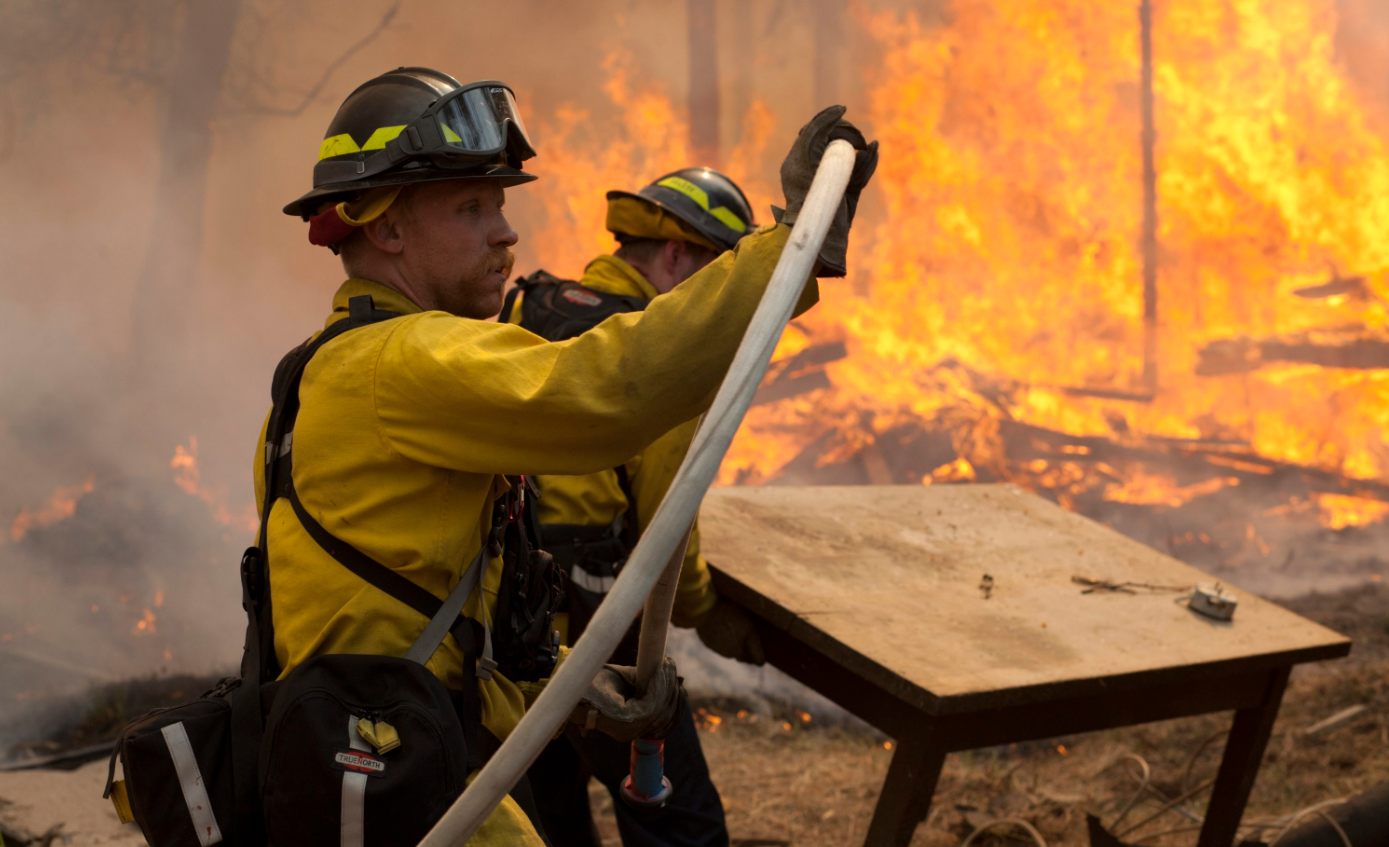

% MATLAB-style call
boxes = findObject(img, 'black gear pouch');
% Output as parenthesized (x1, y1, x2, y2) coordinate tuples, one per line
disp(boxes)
(105, 679, 241, 847)
(258, 654, 469, 847)
(492, 512, 566, 682)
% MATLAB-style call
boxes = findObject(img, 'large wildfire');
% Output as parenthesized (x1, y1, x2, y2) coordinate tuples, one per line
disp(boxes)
(526, 0, 1389, 584)
(6, 0, 1388, 699)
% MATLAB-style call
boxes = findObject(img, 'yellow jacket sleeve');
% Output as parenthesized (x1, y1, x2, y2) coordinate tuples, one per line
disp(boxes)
(627, 418, 717, 627)
(372, 225, 814, 475)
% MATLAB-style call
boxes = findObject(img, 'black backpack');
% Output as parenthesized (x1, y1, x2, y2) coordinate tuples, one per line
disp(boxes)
(502, 269, 647, 342)
(105, 295, 559, 847)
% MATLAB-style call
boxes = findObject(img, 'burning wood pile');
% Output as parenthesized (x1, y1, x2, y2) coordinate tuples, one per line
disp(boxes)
(686, 0, 1389, 594)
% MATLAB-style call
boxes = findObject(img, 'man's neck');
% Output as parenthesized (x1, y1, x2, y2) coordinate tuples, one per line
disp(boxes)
(624, 260, 675, 295)
(344, 261, 431, 310)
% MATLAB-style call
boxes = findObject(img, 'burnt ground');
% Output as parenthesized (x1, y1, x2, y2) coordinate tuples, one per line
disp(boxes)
(0, 586, 1383, 846)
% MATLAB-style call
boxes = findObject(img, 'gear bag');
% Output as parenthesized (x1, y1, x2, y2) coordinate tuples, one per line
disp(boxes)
(104, 295, 552, 847)
(502, 269, 647, 342)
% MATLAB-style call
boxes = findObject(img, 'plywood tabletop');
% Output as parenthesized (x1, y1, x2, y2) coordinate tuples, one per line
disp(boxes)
(699, 485, 1351, 715)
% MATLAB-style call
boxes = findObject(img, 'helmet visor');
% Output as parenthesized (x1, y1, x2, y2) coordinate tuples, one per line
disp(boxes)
(435, 85, 532, 156)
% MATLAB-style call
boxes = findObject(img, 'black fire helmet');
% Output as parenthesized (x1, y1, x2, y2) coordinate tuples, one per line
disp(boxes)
(283, 67, 538, 219)
(606, 167, 756, 253)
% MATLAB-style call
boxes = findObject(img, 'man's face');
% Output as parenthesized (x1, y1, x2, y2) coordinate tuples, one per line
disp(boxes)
(395, 179, 518, 318)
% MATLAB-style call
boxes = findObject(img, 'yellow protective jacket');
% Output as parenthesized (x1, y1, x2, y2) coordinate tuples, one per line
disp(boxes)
(508, 254, 717, 635)
(251, 223, 810, 842)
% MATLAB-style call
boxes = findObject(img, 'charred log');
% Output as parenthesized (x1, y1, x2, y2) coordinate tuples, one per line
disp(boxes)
(1197, 330, 1389, 374)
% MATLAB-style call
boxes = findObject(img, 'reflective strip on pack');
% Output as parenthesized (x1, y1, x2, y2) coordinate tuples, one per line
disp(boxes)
(656, 176, 747, 231)
(160, 722, 223, 847)
(341, 716, 370, 847)
(568, 563, 615, 594)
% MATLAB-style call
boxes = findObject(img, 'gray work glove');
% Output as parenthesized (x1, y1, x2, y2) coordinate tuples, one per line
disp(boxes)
(773, 105, 880, 277)
(568, 657, 685, 742)
(695, 597, 766, 666)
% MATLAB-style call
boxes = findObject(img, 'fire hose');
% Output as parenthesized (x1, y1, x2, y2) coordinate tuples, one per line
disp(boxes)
(416, 138, 859, 847)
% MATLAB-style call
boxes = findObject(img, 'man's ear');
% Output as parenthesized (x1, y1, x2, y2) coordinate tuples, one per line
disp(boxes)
(662, 239, 685, 275)
(361, 211, 405, 255)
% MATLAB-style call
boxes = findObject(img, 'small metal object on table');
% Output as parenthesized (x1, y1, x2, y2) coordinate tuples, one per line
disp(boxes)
(698, 485, 1351, 847)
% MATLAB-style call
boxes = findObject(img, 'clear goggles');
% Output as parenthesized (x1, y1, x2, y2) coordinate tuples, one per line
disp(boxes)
(378, 81, 535, 173)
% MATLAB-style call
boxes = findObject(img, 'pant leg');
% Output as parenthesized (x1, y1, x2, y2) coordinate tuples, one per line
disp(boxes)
(525, 735, 602, 847)
(565, 708, 729, 847)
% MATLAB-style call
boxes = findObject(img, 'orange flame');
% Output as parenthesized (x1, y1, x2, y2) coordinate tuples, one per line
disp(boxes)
(9, 475, 95, 543)
(1314, 492, 1389, 529)
(715, 1, 1389, 532)
(525, 10, 1389, 540)
(526, 46, 778, 278)
(171, 437, 258, 533)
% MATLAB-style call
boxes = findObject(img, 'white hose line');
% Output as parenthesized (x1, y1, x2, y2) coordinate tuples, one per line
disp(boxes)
(634, 517, 695, 692)
(417, 138, 858, 847)
(633, 410, 704, 693)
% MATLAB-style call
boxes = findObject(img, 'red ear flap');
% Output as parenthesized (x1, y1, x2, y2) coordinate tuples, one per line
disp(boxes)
(308, 204, 356, 247)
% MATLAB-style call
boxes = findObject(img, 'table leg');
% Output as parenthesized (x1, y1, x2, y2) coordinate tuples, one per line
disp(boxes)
(1197, 667, 1291, 847)
(863, 728, 948, 847)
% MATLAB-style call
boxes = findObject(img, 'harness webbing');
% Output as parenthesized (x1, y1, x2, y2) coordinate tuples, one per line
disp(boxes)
(232, 295, 489, 844)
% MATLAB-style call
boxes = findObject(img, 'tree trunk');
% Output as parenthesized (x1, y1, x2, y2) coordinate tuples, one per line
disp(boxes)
(687, 0, 720, 166)
(130, 0, 242, 375)
(813, 0, 841, 109)
(1139, 0, 1158, 389)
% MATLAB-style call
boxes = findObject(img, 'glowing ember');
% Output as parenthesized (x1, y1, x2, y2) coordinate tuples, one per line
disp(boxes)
(133, 608, 157, 635)
(9, 475, 95, 543)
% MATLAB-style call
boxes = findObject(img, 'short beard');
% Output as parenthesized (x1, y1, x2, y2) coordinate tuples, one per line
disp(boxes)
(448, 246, 516, 318)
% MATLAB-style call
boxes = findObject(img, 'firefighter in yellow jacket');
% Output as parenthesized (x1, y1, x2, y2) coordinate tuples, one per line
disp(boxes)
(257, 66, 878, 846)
(505, 168, 768, 847)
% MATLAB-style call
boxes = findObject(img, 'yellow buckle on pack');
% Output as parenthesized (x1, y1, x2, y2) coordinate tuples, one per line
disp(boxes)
(355, 718, 401, 754)
(109, 779, 136, 824)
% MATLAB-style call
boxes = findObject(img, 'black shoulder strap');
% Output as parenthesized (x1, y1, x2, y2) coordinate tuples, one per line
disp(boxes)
(499, 279, 526, 326)
(513, 269, 648, 342)
(251, 295, 483, 674)
(612, 463, 640, 551)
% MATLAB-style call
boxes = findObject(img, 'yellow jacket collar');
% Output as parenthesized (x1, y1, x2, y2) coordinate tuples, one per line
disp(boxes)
(328, 278, 425, 327)
(579, 255, 660, 302)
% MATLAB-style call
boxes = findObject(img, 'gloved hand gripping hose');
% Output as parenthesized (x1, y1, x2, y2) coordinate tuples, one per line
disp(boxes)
(416, 139, 859, 847)
(618, 519, 698, 808)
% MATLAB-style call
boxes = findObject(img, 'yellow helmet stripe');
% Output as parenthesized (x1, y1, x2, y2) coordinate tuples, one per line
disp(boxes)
(318, 133, 361, 161)
(362, 125, 407, 151)
(710, 207, 747, 231)
(317, 125, 409, 161)
(655, 176, 746, 231)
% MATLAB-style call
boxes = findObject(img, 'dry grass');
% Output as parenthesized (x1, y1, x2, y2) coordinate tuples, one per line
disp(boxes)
(592, 586, 1389, 846)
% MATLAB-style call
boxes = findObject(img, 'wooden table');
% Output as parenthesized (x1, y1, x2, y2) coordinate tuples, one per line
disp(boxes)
(698, 485, 1351, 847)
